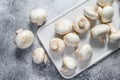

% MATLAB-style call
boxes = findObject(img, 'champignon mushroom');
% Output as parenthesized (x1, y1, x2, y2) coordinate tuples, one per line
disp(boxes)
(32, 48, 48, 64)
(73, 15, 91, 33)
(100, 5, 114, 23)
(108, 23, 120, 43)
(60, 56, 77, 74)
(98, 0, 114, 7)
(84, 6, 102, 20)
(15, 29, 34, 49)
(63, 33, 80, 47)
(91, 24, 110, 42)
(29, 8, 47, 26)
(55, 19, 73, 35)
(49, 38, 65, 53)
(76, 44, 93, 61)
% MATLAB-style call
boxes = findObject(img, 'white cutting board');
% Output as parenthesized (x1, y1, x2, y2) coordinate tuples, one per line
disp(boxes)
(37, 0, 120, 79)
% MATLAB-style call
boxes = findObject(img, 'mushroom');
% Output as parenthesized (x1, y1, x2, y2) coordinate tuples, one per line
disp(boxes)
(49, 38, 65, 53)
(98, 0, 114, 7)
(100, 5, 114, 23)
(73, 15, 91, 33)
(91, 24, 110, 42)
(108, 23, 120, 43)
(76, 44, 93, 61)
(84, 6, 102, 20)
(55, 19, 73, 35)
(32, 48, 48, 64)
(60, 56, 77, 74)
(15, 29, 34, 49)
(29, 8, 47, 26)
(63, 33, 80, 47)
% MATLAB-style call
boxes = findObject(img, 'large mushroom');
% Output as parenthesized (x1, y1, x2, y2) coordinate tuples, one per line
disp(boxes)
(100, 5, 114, 23)
(84, 6, 102, 20)
(76, 44, 93, 61)
(73, 15, 90, 33)
(108, 23, 120, 43)
(49, 38, 65, 53)
(15, 29, 34, 49)
(91, 24, 110, 42)
(55, 19, 73, 35)
(29, 8, 47, 26)
(63, 33, 80, 47)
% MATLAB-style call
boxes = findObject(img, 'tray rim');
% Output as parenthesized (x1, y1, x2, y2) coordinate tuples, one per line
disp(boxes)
(37, 0, 120, 79)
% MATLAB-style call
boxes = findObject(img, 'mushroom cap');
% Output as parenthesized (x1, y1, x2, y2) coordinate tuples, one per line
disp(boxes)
(63, 57, 77, 70)
(73, 15, 90, 33)
(49, 38, 65, 53)
(91, 24, 110, 38)
(84, 6, 99, 20)
(76, 44, 93, 61)
(100, 6, 114, 23)
(63, 33, 80, 47)
(55, 19, 72, 35)
(98, 0, 114, 7)
(29, 8, 47, 26)
(32, 48, 45, 64)
(15, 29, 34, 49)
(109, 30, 120, 43)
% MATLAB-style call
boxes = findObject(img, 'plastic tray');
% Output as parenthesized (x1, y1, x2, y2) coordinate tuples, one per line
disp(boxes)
(37, 0, 120, 79)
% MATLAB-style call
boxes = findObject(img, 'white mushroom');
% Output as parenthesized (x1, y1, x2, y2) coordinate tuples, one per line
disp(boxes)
(76, 44, 93, 61)
(98, 0, 114, 7)
(32, 48, 48, 64)
(91, 24, 110, 42)
(60, 56, 77, 74)
(15, 29, 34, 49)
(63, 33, 80, 47)
(55, 19, 73, 35)
(108, 23, 120, 43)
(49, 38, 65, 53)
(29, 8, 47, 26)
(84, 6, 102, 20)
(73, 15, 90, 33)
(100, 6, 114, 23)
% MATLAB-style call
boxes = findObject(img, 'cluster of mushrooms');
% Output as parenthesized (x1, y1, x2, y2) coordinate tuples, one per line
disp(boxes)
(14, 0, 120, 75)
(49, 0, 120, 74)
(15, 8, 48, 64)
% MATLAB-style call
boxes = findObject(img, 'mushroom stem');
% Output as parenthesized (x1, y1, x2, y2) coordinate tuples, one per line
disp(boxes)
(78, 20, 85, 29)
(51, 41, 59, 51)
(60, 66, 68, 73)
(16, 28, 23, 34)
(98, 34, 107, 43)
(44, 54, 48, 64)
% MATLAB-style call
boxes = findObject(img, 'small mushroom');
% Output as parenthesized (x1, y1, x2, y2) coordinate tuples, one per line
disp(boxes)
(84, 6, 102, 20)
(55, 19, 73, 35)
(60, 56, 77, 74)
(29, 8, 47, 26)
(63, 33, 80, 47)
(108, 23, 120, 43)
(15, 29, 34, 49)
(91, 24, 110, 42)
(100, 5, 114, 23)
(76, 44, 93, 61)
(73, 15, 91, 33)
(98, 0, 114, 7)
(49, 38, 65, 53)
(32, 48, 48, 64)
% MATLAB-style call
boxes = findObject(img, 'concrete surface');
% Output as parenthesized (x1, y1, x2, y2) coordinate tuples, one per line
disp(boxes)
(0, 0, 120, 80)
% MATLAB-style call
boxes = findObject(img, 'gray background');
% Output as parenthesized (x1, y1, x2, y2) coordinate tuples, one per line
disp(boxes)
(0, 0, 120, 80)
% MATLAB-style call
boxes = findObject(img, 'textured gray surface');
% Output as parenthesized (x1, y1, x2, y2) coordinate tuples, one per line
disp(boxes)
(0, 0, 120, 80)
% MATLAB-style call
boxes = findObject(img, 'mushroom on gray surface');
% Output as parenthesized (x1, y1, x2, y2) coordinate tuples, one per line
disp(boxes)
(15, 29, 34, 49)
